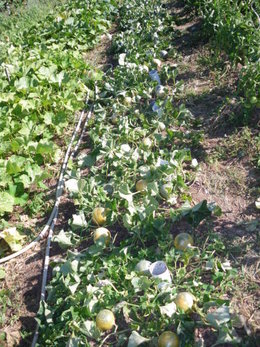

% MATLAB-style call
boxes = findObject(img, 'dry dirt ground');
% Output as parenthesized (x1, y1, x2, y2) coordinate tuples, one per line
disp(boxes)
(171, 0, 260, 339)
(0, 2, 259, 347)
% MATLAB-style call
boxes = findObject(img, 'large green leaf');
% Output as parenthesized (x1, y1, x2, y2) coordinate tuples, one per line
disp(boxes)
(6, 156, 26, 175)
(0, 192, 15, 213)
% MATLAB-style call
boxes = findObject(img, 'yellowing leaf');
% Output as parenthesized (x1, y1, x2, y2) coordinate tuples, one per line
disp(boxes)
(0, 227, 26, 252)
(0, 192, 15, 214)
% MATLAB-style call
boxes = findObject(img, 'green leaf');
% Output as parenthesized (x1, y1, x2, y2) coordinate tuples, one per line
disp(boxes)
(206, 306, 230, 329)
(212, 327, 241, 346)
(37, 65, 57, 81)
(0, 192, 15, 213)
(71, 213, 87, 229)
(0, 331, 6, 341)
(10, 140, 20, 152)
(131, 276, 152, 293)
(53, 230, 74, 249)
(19, 99, 36, 111)
(60, 259, 79, 276)
(19, 174, 31, 188)
(80, 320, 100, 340)
(6, 156, 26, 175)
(14, 194, 28, 206)
(65, 179, 79, 194)
(36, 141, 54, 155)
(79, 154, 96, 168)
(42, 112, 53, 125)
(119, 183, 135, 215)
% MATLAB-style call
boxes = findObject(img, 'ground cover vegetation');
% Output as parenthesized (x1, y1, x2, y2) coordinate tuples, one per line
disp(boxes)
(187, 0, 260, 121)
(0, 0, 117, 343)
(33, 0, 258, 346)
(0, 0, 259, 346)
(0, 0, 116, 252)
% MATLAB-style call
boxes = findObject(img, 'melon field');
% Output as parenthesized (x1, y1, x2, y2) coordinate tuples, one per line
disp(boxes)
(0, 0, 259, 346)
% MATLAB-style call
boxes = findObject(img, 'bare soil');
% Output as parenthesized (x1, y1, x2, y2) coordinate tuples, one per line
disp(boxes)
(170, 0, 260, 341)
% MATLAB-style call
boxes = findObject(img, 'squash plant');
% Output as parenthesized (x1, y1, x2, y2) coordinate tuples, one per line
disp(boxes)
(0, 0, 117, 221)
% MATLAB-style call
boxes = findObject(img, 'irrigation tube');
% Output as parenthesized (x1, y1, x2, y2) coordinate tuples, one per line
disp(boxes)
(30, 66, 115, 345)
(31, 209, 57, 347)
(0, 94, 89, 265)
(30, 99, 94, 347)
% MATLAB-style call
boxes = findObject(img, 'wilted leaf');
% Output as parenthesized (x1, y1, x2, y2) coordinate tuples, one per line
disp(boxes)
(6, 330, 20, 347)
(119, 53, 126, 66)
(65, 179, 79, 194)
(0, 227, 25, 251)
(66, 337, 82, 347)
(245, 219, 259, 232)
(160, 302, 177, 317)
(172, 200, 218, 227)
(128, 331, 149, 347)
(71, 213, 87, 228)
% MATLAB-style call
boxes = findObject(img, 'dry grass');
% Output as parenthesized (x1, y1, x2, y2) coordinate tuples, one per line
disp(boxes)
(231, 261, 260, 334)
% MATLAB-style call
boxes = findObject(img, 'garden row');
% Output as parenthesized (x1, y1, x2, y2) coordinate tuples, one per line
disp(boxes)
(35, 1, 247, 346)
(0, 0, 118, 252)
(187, 0, 260, 117)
